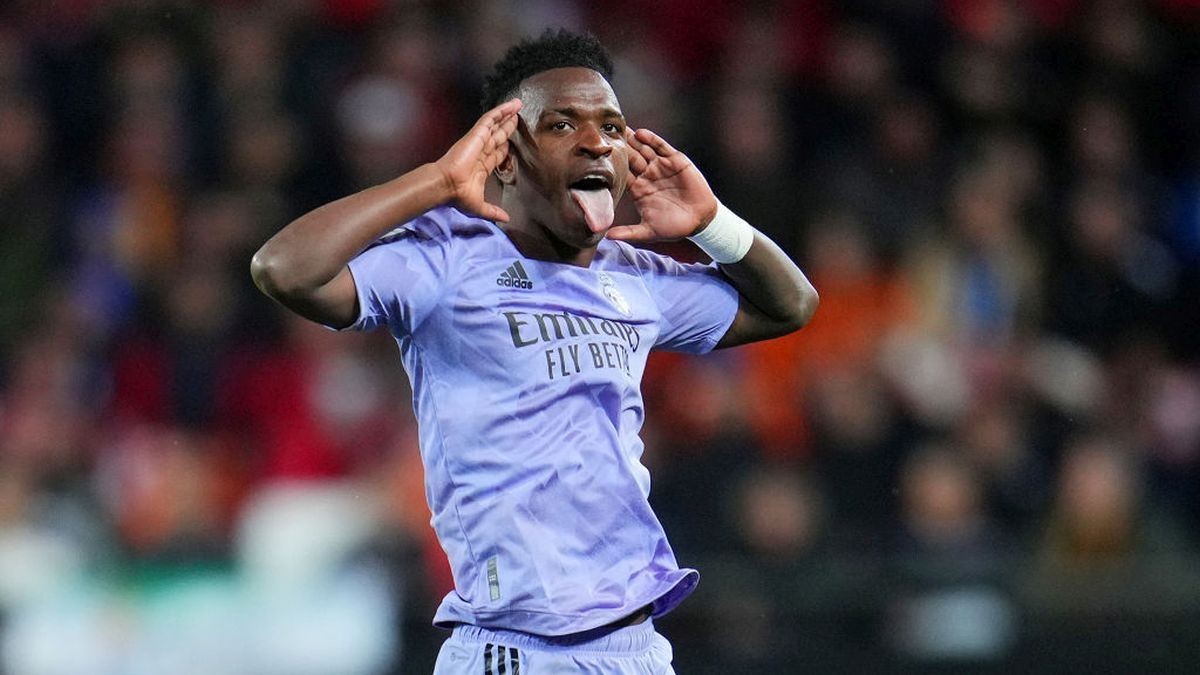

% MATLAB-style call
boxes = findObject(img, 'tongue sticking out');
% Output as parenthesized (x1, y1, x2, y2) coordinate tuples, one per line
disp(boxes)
(570, 188, 615, 234)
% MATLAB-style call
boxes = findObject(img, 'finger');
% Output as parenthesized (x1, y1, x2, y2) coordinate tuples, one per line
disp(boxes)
(490, 113, 519, 149)
(482, 141, 509, 173)
(627, 141, 649, 176)
(627, 130, 657, 165)
(483, 125, 502, 155)
(469, 122, 500, 157)
(634, 128, 677, 157)
(479, 113, 517, 159)
(472, 102, 522, 152)
(473, 201, 511, 223)
(625, 127, 649, 154)
(501, 109, 519, 133)
(489, 107, 521, 140)
(624, 128, 649, 174)
(627, 150, 648, 176)
(604, 222, 657, 242)
(481, 98, 522, 126)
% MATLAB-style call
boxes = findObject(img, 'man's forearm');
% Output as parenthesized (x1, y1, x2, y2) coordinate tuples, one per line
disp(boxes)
(720, 230, 819, 331)
(251, 163, 453, 299)
(688, 204, 818, 348)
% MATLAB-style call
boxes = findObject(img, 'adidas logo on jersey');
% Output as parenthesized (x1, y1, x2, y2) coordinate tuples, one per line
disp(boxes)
(496, 260, 534, 289)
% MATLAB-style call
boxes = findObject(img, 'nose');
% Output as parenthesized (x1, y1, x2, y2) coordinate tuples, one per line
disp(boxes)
(575, 124, 613, 159)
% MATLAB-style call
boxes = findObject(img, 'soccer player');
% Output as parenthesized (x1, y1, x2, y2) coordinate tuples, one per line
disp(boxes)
(251, 29, 817, 674)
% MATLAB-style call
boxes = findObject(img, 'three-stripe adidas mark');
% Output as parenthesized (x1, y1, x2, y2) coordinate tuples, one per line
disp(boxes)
(496, 261, 533, 289)
(483, 643, 520, 674)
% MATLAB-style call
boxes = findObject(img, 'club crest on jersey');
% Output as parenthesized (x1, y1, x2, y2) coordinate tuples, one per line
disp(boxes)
(497, 260, 533, 289)
(597, 272, 631, 317)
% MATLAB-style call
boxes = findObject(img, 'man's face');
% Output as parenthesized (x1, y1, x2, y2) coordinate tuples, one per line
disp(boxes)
(507, 67, 630, 250)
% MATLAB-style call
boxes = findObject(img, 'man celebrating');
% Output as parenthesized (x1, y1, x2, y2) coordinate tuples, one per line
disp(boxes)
(252, 29, 816, 674)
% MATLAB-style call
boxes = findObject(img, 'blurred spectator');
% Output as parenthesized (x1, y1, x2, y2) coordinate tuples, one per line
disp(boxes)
(883, 156, 1044, 429)
(1045, 177, 1180, 354)
(705, 80, 804, 254)
(796, 21, 899, 193)
(886, 444, 1017, 666)
(645, 354, 758, 557)
(1142, 362, 1200, 529)
(209, 5, 289, 118)
(953, 396, 1050, 535)
(1017, 427, 1200, 675)
(810, 88, 947, 261)
(67, 102, 187, 341)
(894, 444, 1007, 561)
(94, 424, 230, 562)
(0, 319, 94, 486)
(908, 160, 1044, 348)
(808, 363, 910, 542)
(680, 466, 876, 672)
(1022, 434, 1197, 614)
(738, 210, 915, 459)
(334, 18, 460, 189)
(1069, 94, 1141, 183)
(0, 95, 61, 359)
(1077, 0, 1165, 81)
(217, 315, 406, 482)
(109, 261, 239, 427)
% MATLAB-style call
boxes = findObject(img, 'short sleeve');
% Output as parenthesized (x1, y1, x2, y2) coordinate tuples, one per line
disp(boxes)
(628, 247, 739, 354)
(340, 216, 452, 335)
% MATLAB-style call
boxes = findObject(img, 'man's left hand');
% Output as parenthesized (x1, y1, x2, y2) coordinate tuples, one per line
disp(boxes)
(606, 128, 719, 243)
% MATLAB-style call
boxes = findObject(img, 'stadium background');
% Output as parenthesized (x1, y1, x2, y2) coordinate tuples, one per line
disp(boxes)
(1, 0, 1198, 672)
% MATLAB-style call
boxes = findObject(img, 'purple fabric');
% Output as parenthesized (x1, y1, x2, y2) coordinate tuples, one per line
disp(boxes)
(343, 206, 738, 636)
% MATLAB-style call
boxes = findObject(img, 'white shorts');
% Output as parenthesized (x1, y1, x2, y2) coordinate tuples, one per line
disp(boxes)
(432, 620, 675, 674)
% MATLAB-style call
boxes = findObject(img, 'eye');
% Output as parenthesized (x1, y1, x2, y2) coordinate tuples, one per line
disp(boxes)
(551, 120, 572, 132)
(602, 123, 622, 134)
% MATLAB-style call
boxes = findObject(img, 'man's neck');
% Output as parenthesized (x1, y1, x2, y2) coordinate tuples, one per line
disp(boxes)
(498, 201, 599, 268)
(499, 216, 597, 266)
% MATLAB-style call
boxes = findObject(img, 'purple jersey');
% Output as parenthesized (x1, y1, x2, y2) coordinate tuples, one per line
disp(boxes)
(342, 206, 739, 636)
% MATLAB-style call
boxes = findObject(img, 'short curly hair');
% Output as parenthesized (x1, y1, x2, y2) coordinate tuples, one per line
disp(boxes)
(481, 28, 614, 111)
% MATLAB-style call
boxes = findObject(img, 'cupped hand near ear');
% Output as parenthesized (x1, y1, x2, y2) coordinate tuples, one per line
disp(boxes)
(434, 99, 523, 222)
(606, 128, 719, 243)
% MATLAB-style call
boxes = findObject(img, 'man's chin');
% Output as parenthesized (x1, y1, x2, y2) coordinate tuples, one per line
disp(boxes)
(559, 211, 605, 246)
(565, 229, 605, 251)
(535, 217, 597, 251)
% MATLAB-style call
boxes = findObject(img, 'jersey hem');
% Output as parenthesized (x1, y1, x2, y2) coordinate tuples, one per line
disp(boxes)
(431, 568, 699, 637)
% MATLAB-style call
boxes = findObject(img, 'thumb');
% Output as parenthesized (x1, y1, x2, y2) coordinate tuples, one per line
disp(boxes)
(461, 200, 510, 223)
(479, 203, 511, 223)
(605, 223, 657, 242)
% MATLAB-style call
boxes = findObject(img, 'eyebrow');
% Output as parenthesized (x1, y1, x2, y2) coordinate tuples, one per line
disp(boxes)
(539, 106, 625, 121)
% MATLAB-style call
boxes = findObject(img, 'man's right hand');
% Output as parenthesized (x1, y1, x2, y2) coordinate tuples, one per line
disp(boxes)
(252, 99, 522, 330)
(434, 99, 522, 223)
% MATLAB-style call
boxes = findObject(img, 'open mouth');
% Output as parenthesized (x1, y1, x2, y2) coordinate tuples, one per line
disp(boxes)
(568, 174, 615, 233)
(568, 175, 612, 191)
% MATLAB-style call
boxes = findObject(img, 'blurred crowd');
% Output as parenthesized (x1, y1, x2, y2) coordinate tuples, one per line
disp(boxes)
(0, 0, 1198, 672)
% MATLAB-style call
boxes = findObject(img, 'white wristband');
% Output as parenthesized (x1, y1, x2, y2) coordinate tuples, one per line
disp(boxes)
(687, 202, 754, 264)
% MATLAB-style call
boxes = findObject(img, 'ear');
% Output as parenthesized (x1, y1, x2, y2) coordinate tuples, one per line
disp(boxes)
(494, 145, 517, 185)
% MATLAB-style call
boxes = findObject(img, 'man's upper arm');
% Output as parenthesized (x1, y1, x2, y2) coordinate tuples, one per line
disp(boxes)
(254, 227, 445, 334)
(305, 267, 361, 330)
(251, 249, 361, 329)
(714, 296, 793, 349)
